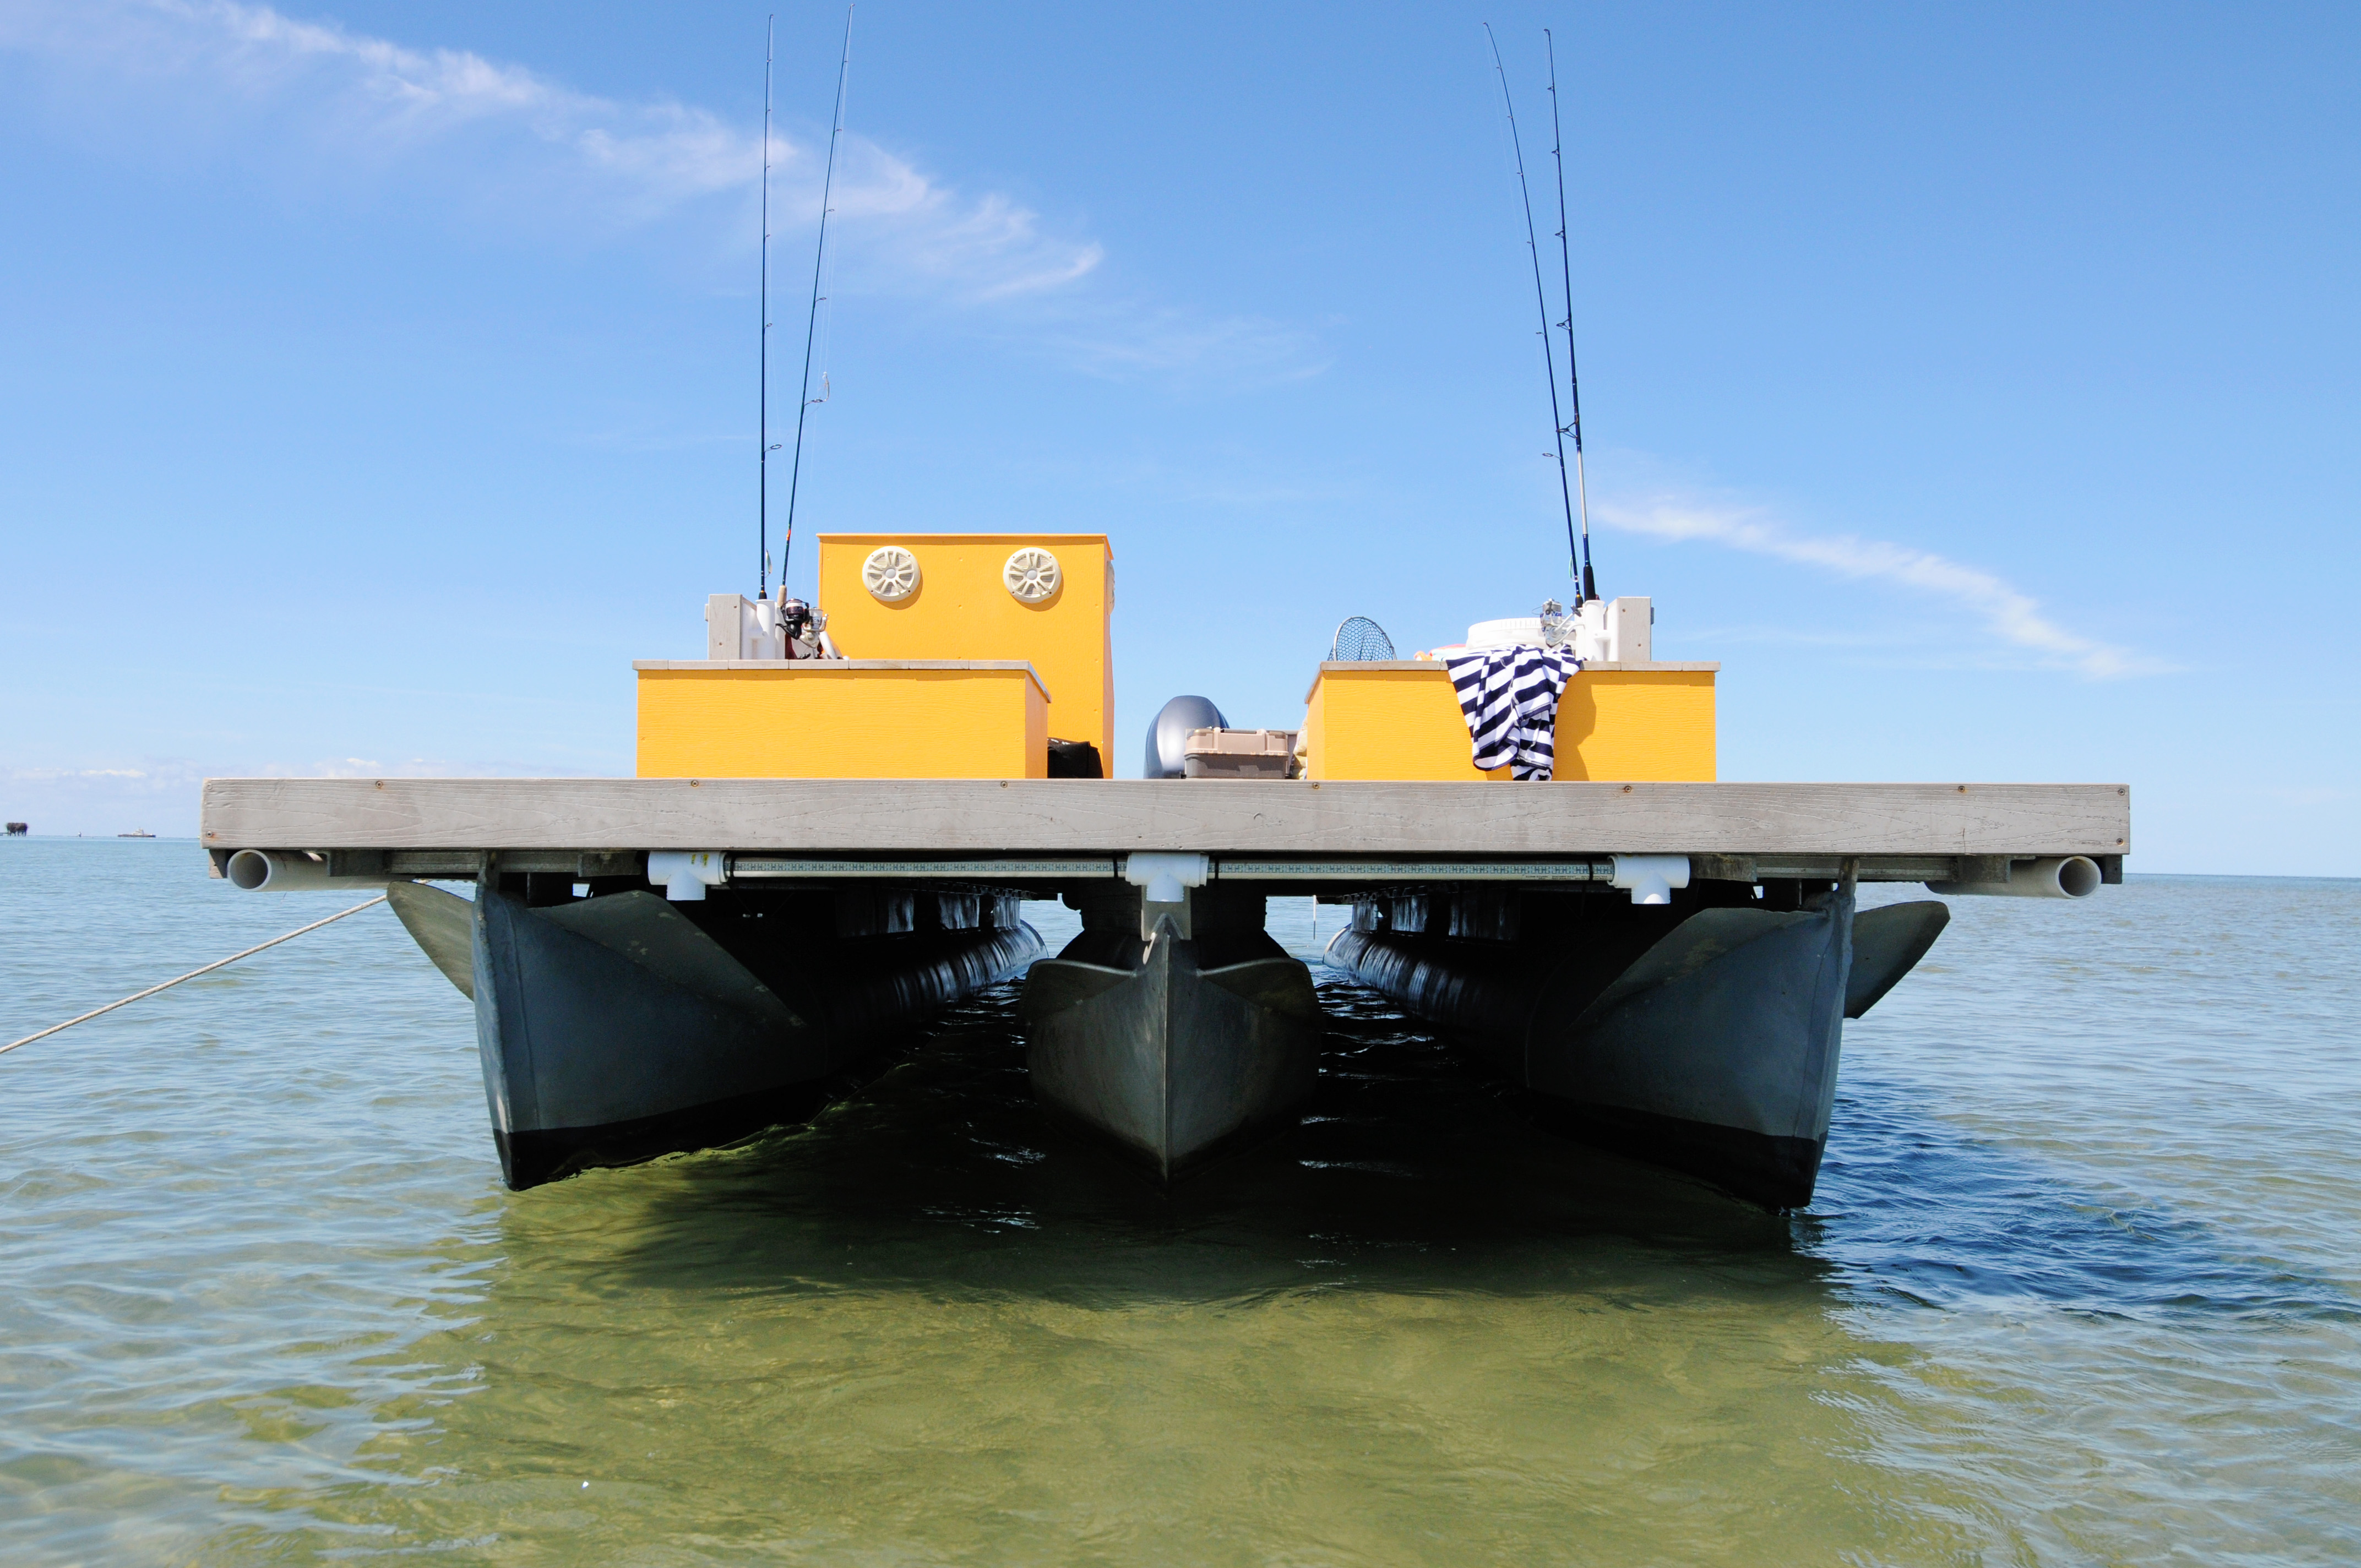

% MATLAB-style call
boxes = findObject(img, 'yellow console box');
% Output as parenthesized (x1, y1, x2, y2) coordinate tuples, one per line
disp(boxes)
(1302, 661, 1717, 782)
(817, 533, 1114, 764)
(635, 661, 1051, 780)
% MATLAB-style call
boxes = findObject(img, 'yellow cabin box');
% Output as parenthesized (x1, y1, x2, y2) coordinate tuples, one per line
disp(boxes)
(1303, 660, 1717, 782)
(635, 533, 1111, 780)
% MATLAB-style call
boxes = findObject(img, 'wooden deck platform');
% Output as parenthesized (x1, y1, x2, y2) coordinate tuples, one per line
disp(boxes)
(199, 778, 2129, 886)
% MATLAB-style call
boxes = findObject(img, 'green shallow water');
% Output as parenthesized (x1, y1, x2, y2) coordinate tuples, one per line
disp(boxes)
(2, 840, 2356, 1564)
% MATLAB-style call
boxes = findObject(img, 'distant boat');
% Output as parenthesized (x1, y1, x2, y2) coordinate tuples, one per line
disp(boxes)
(118, 829, 156, 839)
(3, 821, 26, 836)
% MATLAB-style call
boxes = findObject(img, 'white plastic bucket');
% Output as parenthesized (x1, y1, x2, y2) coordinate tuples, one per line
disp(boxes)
(1465, 617, 1545, 649)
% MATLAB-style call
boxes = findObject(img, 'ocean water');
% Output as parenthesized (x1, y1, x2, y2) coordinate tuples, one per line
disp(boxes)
(1, 838, 2354, 1565)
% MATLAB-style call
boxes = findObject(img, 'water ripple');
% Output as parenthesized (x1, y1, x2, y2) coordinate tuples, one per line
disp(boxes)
(1, 845, 2354, 1564)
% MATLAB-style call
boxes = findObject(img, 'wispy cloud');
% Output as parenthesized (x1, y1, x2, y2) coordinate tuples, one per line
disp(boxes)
(6, 766, 164, 782)
(292, 755, 546, 780)
(4, 0, 748, 196)
(3, 754, 611, 836)
(0, 0, 1102, 299)
(4, 753, 609, 787)
(1, 0, 1323, 379)
(1029, 306, 1331, 385)
(1596, 496, 2167, 679)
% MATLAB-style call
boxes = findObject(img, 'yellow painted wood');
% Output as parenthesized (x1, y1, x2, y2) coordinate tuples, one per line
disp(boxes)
(637, 665, 1048, 779)
(1554, 669, 1716, 781)
(1304, 663, 1715, 782)
(1305, 666, 1506, 782)
(818, 534, 1113, 764)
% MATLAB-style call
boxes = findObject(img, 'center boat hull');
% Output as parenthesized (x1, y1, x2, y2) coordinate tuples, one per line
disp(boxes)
(1325, 882, 1947, 1208)
(398, 879, 1042, 1189)
(1021, 885, 1322, 1179)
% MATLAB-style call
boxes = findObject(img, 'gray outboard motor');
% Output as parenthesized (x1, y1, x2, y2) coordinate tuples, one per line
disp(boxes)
(1145, 695, 1228, 778)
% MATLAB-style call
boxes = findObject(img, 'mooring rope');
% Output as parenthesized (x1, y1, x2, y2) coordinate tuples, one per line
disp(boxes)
(1, 896, 388, 1057)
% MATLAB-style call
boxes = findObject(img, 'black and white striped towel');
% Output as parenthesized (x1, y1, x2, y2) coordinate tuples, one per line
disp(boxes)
(1443, 647, 1581, 780)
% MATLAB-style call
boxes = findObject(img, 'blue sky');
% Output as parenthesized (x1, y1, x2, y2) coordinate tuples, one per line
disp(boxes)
(1, 1, 2354, 872)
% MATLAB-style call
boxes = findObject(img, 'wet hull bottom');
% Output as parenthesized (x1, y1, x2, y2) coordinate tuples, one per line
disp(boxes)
(493, 1079, 836, 1191)
(1325, 890, 1947, 1210)
(1020, 888, 1322, 1180)
(1024, 935, 1321, 1180)
(1525, 1099, 1827, 1212)
(398, 878, 1943, 1203)
(454, 883, 1043, 1189)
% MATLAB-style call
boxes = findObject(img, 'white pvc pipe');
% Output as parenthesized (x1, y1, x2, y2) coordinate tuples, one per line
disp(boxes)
(728, 856, 1616, 881)
(1123, 852, 1211, 938)
(1927, 855, 2103, 899)
(647, 850, 727, 902)
(1610, 853, 1692, 906)
(1123, 852, 1211, 906)
(225, 850, 392, 893)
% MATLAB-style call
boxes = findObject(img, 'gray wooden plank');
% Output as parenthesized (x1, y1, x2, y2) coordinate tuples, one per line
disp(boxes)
(199, 778, 2131, 857)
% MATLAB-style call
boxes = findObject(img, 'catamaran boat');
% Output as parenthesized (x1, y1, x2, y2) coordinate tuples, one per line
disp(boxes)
(203, 534, 2121, 1207)
(198, 24, 2120, 1209)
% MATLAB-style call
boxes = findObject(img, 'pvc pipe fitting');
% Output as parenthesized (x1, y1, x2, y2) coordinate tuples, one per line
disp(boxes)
(1125, 852, 1210, 939)
(647, 850, 728, 902)
(1611, 854, 1692, 906)
(1123, 852, 1211, 907)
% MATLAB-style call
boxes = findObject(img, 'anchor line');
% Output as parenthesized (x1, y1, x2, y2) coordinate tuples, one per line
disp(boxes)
(1485, 24, 1583, 592)
(2, 896, 388, 1057)
(779, 2, 854, 589)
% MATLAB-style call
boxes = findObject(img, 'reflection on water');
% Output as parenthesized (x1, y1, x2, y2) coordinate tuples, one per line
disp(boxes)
(218, 984, 1945, 1567)
(1, 843, 2355, 1564)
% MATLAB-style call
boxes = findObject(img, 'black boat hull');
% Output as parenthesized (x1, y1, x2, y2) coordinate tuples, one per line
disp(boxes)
(458, 884, 1040, 1189)
(1326, 888, 1947, 1208)
(1020, 886, 1321, 1178)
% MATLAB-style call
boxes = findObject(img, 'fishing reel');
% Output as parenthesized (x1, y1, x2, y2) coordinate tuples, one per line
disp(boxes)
(1536, 596, 1615, 662)
(775, 598, 834, 660)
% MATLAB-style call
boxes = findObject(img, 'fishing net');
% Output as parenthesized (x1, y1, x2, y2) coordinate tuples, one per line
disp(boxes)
(1329, 617, 1396, 661)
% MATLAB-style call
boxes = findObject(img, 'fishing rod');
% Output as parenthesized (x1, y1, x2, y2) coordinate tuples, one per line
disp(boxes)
(1484, 24, 1584, 595)
(758, 15, 776, 598)
(779, 2, 854, 590)
(1544, 28, 1598, 605)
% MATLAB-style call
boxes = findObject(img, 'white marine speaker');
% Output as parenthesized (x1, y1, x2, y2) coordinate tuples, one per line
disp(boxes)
(862, 545, 921, 603)
(1003, 547, 1061, 603)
